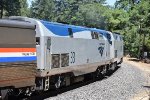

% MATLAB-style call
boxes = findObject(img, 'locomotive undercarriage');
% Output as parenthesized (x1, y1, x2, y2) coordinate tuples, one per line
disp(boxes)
(0, 61, 118, 100)
(0, 62, 36, 100)
(37, 61, 118, 91)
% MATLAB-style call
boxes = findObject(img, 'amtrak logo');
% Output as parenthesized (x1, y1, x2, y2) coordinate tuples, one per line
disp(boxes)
(98, 46, 104, 56)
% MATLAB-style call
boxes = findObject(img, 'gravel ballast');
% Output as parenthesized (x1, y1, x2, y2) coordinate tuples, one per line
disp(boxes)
(46, 63, 149, 100)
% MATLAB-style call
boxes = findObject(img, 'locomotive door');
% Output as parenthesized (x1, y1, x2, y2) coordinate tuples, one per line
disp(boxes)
(46, 37, 51, 68)
(106, 33, 111, 59)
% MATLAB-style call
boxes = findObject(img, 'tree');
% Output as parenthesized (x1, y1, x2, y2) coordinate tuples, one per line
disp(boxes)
(19, 0, 29, 16)
(105, 8, 129, 32)
(78, 3, 108, 29)
(115, 0, 139, 10)
(30, 0, 107, 27)
(5, 0, 21, 16)
(0, 0, 29, 18)
(30, 0, 55, 20)
(114, 0, 150, 58)
(0, 0, 4, 18)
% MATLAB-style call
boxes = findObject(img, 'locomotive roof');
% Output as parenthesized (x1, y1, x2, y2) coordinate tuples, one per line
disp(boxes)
(6, 16, 110, 38)
(0, 19, 35, 29)
(40, 20, 108, 36)
(7, 16, 108, 34)
(41, 20, 89, 30)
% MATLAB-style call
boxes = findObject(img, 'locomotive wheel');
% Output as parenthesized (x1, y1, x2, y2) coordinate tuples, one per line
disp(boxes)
(102, 65, 107, 75)
(115, 62, 118, 69)
(0, 89, 8, 100)
(106, 64, 111, 74)
(55, 76, 62, 89)
(1, 89, 20, 100)
(111, 62, 117, 71)
(95, 66, 103, 78)
(111, 63, 115, 71)
(54, 75, 71, 89)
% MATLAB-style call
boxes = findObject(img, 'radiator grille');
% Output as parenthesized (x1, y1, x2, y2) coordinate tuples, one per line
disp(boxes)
(51, 54, 60, 68)
(61, 53, 69, 67)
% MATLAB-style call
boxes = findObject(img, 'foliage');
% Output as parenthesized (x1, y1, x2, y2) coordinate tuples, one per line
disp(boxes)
(0, 0, 29, 18)
(30, 0, 108, 29)
(29, 0, 150, 58)
(78, 3, 108, 29)
(30, 0, 55, 20)
(0, 0, 150, 58)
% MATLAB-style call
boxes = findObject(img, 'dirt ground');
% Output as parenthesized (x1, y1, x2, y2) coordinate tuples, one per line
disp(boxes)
(124, 57, 150, 73)
(124, 57, 150, 100)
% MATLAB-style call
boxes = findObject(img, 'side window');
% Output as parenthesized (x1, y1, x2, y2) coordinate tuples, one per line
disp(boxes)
(99, 33, 103, 40)
(68, 28, 73, 38)
(115, 35, 118, 40)
(120, 36, 123, 41)
(107, 34, 112, 44)
(91, 32, 95, 39)
(95, 32, 99, 39)
(91, 31, 99, 40)
(107, 34, 111, 40)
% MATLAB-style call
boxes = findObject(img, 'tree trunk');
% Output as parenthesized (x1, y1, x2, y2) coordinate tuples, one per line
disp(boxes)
(0, 0, 3, 18)
(138, 30, 141, 59)
(142, 32, 146, 59)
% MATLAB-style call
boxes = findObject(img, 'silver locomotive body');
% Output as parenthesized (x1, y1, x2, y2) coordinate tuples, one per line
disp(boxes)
(0, 16, 123, 99)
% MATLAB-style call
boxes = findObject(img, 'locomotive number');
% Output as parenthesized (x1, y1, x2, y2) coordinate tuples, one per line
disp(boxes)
(70, 52, 75, 63)
(98, 47, 104, 56)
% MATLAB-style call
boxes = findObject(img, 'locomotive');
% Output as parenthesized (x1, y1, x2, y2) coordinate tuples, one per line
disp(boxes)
(0, 16, 123, 99)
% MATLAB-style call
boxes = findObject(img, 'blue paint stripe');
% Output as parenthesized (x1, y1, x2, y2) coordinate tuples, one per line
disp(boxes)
(0, 56, 37, 62)
(40, 20, 88, 36)
(40, 20, 109, 38)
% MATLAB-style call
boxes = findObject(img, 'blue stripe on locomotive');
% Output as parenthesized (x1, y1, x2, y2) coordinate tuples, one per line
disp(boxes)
(40, 20, 108, 38)
(41, 20, 86, 36)
(0, 56, 37, 63)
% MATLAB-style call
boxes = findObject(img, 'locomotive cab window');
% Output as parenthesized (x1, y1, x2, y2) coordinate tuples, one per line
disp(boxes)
(91, 31, 99, 40)
(99, 32, 103, 40)
(68, 28, 73, 38)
